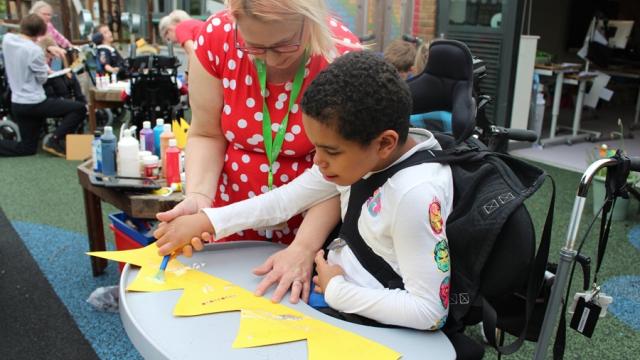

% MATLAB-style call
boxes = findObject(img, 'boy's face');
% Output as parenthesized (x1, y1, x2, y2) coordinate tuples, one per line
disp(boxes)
(303, 114, 382, 187)
(99, 26, 113, 44)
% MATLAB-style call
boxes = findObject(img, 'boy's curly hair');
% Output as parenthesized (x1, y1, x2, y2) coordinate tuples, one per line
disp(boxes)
(301, 50, 412, 146)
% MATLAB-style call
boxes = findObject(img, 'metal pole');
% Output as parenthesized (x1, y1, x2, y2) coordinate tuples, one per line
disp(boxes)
(355, 0, 369, 39)
(400, 0, 414, 36)
(533, 158, 618, 359)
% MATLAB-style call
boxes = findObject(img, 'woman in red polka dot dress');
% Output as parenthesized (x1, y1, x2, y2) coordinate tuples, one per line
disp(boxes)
(157, 0, 360, 303)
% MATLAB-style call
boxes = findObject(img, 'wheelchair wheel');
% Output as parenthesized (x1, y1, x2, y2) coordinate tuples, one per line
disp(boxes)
(0, 123, 18, 141)
(0, 119, 20, 141)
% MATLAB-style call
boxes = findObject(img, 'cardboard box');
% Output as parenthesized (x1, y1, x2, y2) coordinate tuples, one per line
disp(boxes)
(65, 134, 93, 161)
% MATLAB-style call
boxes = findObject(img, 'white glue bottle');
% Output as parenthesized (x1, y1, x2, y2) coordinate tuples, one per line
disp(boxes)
(117, 129, 140, 177)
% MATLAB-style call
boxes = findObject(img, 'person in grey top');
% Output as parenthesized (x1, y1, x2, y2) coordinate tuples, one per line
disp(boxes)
(0, 14, 86, 157)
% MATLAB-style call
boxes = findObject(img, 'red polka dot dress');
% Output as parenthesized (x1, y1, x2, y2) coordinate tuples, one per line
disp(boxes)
(194, 10, 360, 244)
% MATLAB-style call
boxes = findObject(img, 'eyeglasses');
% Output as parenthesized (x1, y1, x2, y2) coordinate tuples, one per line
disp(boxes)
(234, 19, 305, 55)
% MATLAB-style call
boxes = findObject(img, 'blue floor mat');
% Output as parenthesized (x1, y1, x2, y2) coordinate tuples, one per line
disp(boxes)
(602, 275, 640, 332)
(12, 221, 142, 360)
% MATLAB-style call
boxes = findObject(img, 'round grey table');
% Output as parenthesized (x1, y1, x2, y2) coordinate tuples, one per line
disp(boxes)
(120, 241, 455, 359)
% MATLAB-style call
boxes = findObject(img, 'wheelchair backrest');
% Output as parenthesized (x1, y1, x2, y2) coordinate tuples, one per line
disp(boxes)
(408, 39, 476, 143)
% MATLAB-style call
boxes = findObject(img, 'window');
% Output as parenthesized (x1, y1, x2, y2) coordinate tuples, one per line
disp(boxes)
(449, 0, 504, 28)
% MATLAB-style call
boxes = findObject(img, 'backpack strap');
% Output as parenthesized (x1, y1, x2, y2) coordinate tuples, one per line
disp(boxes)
(339, 146, 486, 289)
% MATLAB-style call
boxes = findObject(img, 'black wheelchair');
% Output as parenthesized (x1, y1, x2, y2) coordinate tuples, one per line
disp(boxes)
(0, 58, 20, 141)
(408, 39, 640, 360)
(124, 54, 185, 130)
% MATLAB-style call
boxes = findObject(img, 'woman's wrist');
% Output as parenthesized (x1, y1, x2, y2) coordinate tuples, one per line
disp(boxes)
(186, 191, 213, 202)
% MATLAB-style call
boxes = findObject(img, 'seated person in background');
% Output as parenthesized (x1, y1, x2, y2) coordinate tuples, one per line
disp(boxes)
(0, 14, 86, 157)
(30, 1, 71, 49)
(94, 24, 125, 78)
(154, 51, 453, 330)
(30, 0, 68, 61)
(414, 42, 429, 75)
(159, 9, 204, 57)
(383, 38, 417, 80)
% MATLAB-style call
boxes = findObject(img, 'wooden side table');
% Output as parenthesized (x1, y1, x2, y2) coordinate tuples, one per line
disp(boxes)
(77, 160, 184, 276)
(88, 88, 124, 132)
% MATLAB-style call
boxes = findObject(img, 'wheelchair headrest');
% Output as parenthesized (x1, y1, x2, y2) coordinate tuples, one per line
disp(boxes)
(408, 39, 476, 143)
(91, 32, 104, 46)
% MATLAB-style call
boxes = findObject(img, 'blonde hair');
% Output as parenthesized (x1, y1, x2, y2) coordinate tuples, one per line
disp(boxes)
(413, 42, 429, 75)
(159, 9, 191, 38)
(225, 0, 338, 61)
(29, 1, 52, 15)
(383, 39, 416, 72)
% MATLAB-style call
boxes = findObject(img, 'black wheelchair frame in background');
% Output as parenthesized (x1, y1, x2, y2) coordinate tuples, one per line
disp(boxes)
(0, 55, 21, 141)
(124, 54, 184, 130)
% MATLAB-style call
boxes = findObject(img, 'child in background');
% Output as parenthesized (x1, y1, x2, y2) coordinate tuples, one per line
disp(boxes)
(154, 51, 453, 330)
(94, 24, 125, 79)
(383, 38, 417, 80)
(413, 41, 429, 75)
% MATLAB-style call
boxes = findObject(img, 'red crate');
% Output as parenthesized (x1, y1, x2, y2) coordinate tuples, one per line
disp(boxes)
(109, 224, 142, 271)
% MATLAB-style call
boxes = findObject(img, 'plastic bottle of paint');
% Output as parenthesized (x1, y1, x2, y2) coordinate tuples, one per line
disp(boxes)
(153, 118, 165, 157)
(165, 139, 181, 186)
(139, 121, 154, 153)
(117, 129, 140, 177)
(100, 126, 117, 176)
(160, 124, 175, 178)
(143, 155, 160, 179)
(92, 130, 102, 173)
(138, 150, 152, 176)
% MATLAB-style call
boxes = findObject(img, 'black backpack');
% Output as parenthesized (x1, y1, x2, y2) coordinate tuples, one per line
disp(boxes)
(339, 133, 555, 357)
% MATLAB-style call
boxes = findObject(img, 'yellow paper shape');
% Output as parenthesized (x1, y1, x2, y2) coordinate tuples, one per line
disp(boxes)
(172, 118, 189, 149)
(87, 245, 401, 359)
(87, 244, 160, 267)
(173, 278, 255, 316)
(233, 308, 310, 348)
(307, 322, 401, 360)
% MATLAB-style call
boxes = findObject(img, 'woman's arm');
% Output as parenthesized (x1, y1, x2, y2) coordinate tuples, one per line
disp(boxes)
(47, 23, 72, 49)
(156, 46, 226, 222)
(30, 52, 49, 85)
(182, 40, 195, 57)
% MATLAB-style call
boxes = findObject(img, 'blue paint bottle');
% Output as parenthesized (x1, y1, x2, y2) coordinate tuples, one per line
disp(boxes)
(153, 118, 165, 157)
(92, 130, 102, 173)
(100, 126, 117, 176)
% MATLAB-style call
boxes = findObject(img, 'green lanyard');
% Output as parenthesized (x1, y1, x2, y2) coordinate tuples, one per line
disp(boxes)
(254, 52, 307, 189)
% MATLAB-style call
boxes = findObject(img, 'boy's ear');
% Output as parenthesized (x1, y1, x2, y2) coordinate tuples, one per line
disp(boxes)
(376, 130, 400, 158)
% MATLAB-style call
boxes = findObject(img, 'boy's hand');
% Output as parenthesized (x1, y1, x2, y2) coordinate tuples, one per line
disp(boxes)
(312, 250, 344, 294)
(154, 213, 213, 256)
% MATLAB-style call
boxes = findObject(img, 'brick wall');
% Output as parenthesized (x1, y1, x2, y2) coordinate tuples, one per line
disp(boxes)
(414, 0, 438, 42)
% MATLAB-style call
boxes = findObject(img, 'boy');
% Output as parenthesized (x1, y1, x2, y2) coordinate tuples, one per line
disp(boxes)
(154, 51, 453, 330)
(383, 38, 417, 80)
(94, 24, 125, 78)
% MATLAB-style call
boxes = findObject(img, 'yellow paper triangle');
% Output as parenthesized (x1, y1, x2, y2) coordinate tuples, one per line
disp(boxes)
(233, 308, 310, 348)
(307, 322, 401, 360)
(172, 118, 189, 149)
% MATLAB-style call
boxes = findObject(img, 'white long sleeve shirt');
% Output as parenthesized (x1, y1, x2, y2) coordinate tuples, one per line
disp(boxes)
(203, 129, 453, 330)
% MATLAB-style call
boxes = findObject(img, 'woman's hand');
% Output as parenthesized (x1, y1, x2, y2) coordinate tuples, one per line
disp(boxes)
(154, 212, 213, 256)
(157, 193, 212, 223)
(252, 242, 317, 304)
(312, 250, 344, 294)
